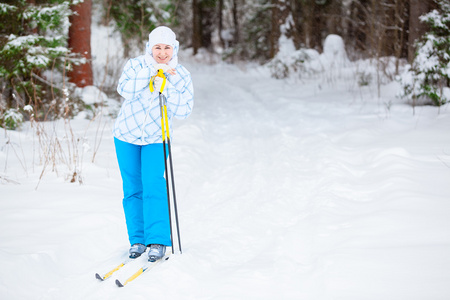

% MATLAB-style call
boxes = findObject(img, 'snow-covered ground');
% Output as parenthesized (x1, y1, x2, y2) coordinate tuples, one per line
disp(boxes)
(1, 57, 450, 299)
(1, 18, 450, 299)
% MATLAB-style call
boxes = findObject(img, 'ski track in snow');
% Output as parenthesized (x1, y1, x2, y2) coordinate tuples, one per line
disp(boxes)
(1, 62, 450, 299)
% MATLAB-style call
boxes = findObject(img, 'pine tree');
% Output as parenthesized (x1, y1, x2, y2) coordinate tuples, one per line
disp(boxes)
(0, 0, 83, 129)
(399, 0, 450, 107)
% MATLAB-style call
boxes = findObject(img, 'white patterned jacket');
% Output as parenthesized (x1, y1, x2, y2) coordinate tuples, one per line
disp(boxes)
(113, 43, 194, 145)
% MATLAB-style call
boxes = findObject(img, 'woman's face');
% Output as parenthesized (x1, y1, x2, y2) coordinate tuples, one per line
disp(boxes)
(152, 44, 174, 64)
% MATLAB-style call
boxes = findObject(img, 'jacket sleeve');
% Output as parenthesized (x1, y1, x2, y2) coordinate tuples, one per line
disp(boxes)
(117, 57, 152, 101)
(164, 65, 194, 120)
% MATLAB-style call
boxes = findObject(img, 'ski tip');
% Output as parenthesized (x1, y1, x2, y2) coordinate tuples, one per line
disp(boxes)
(95, 273, 104, 281)
(165, 256, 170, 261)
(115, 279, 124, 288)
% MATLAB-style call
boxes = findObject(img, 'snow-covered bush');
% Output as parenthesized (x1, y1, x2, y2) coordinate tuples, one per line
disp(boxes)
(0, 108, 23, 130)
(267, 48, 321, 79)
(357, 71, 373, 86)
(267, 34, 348, 79)
(399, 0, 450, 106)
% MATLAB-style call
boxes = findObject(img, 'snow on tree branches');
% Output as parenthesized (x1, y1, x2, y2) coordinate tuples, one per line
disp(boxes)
(399, 0, 450, 106)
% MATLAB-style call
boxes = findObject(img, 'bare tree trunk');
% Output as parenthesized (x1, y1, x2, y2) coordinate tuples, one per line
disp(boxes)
(68, 0, 93, 87)
(324, 0, 342, 35)
(408, 0, 431, 62)
(218, 0, 225, 49)
(289, 0, 301, 48)
(300, 0, 322, 51)
(393, 0, 408, 74)
(201, 4, 215, 50)
(232, 0, 239, 46)
(270, 0, 279, 58)
(312, 2, 323, 51)
(193, 0, 202, 55)
(269, 0, 292, 58)
(303, 1, 313, 48)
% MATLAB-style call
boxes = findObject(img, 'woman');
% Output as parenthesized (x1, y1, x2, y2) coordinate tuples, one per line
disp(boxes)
(113, 26, 194, 262)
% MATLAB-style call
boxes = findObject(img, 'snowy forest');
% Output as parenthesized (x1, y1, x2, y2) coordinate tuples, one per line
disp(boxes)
(1, 0, 450, 129)
(1, 0, 450, 299)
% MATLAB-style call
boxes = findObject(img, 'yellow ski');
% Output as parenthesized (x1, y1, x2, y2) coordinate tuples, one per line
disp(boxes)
(95, 259, 131, 281)
(115, 255, 170, 287)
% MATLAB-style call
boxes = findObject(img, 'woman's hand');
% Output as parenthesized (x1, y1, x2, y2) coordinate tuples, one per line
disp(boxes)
(154, 63, 176, 75)
(152, 76, 164, 93)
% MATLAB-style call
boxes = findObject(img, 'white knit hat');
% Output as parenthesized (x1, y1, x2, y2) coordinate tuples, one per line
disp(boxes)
(148, 26, 177, 49)
(145, 26, 179, 68)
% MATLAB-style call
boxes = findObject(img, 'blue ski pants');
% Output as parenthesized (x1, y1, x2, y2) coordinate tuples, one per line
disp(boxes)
(114, 138, 171, 247)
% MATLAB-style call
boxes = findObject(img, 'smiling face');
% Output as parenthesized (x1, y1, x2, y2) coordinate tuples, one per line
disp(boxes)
(152, 44, 174, 64)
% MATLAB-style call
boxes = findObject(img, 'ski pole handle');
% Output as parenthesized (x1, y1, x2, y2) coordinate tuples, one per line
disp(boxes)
(149, 69, 167, 93)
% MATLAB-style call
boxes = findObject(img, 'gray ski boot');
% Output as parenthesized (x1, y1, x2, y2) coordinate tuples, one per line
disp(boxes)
(129, 243, 146, 259)
(148, 244, 166, 262)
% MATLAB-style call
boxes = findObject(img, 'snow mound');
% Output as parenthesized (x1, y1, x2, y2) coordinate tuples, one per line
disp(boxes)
(320, 34, 349, 68)
(75, 85, 108, 106)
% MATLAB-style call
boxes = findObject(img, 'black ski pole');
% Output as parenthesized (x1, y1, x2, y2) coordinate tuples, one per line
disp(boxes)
(152, 69, 182, 254)
(159, 92, 174, 254)
(160, 93, 182, 254)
